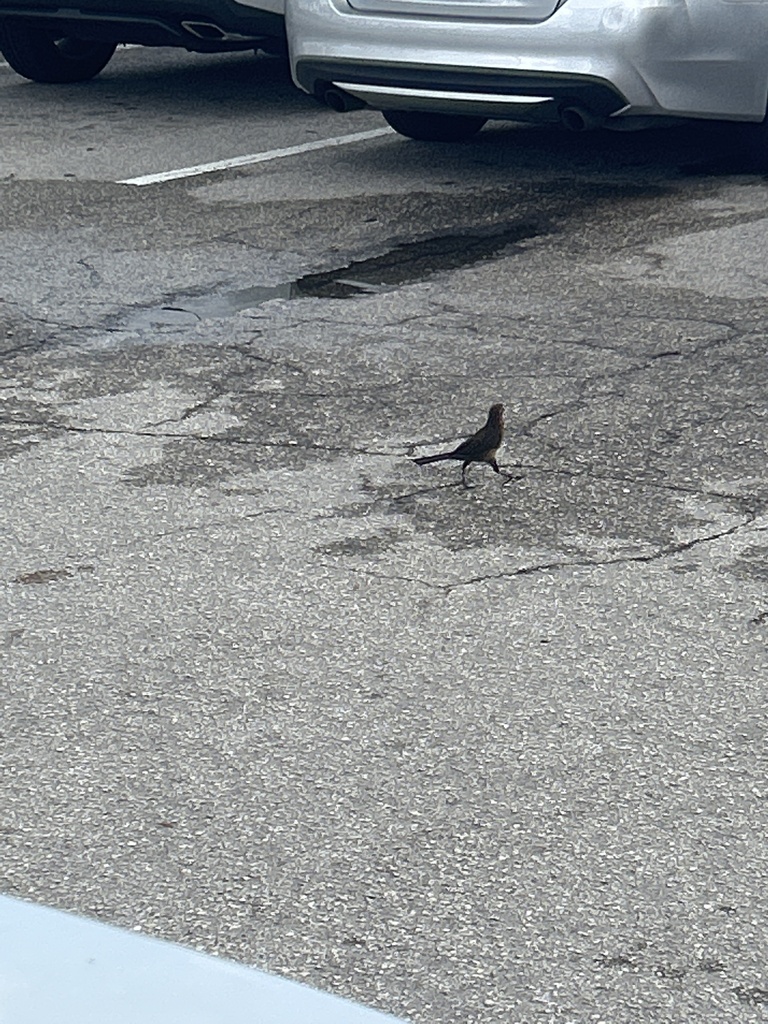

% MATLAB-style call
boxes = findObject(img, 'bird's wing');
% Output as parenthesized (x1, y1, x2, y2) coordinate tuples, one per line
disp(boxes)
(450, 428, 485, 458)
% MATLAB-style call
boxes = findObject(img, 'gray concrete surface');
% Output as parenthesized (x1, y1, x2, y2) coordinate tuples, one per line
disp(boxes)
(0, 46, 379, 182)
(2, 47, 768, 1024)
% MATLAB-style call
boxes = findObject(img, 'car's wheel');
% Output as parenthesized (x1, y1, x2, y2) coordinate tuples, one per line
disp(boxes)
(0, 21, 116, 83)
(732, 115, 768, 171)
(382, 110, 486, 142)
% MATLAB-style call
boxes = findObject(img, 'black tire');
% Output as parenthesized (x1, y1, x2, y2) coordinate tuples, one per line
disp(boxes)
(382, 110, 486, 142)
(732, 116, 768, 172)
(0, 21, 116, 83)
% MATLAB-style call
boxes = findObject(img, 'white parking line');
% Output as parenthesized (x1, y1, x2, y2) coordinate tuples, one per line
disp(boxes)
(118, 127, 394, 186)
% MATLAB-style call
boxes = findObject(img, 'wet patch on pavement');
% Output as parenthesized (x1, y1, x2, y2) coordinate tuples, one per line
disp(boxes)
(119, 218, 547, 329)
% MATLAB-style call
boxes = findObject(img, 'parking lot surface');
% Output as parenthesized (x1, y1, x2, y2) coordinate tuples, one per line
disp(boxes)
(2, 46, 768, 1024)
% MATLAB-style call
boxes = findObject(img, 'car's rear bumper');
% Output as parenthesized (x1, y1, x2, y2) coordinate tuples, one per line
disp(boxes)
(289, 0, 768, 123)
(296, 57, 629, 122)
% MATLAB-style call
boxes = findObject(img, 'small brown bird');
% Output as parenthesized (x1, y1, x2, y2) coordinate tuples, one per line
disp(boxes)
(413, 403, 511, 487)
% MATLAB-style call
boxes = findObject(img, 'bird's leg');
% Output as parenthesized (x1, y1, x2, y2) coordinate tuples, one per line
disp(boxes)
(461, 461, 471, 488)
(490, 458, 521, 485)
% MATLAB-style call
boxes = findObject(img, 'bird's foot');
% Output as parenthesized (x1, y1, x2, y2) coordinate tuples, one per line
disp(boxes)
(501, 472, 524, 487)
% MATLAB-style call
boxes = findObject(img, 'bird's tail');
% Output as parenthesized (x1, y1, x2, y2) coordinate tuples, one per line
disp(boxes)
(413, 453, 454, 465)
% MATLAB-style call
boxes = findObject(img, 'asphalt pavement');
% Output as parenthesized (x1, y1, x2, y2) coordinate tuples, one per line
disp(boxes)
(2, 45, 768, 1024)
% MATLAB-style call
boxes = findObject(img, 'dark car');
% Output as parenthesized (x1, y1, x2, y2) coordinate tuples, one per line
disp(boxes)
(0, 0, 285, 83)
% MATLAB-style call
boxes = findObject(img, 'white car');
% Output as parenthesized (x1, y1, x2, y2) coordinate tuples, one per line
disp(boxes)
(1, 894, 408, 1024)
(287, 0, 768, 155)
(0, 0, 284, 83)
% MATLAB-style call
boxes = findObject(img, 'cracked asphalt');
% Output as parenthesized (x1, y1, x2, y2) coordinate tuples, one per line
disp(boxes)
(2, 46, 768, 1024)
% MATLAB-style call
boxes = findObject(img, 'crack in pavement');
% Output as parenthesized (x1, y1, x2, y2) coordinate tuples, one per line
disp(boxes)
(506, 463, 762, 506)
(448, 514, 757, 589)
(333, 513, 758, 593)
(1, 298, 122, 333)
(145, 396, 225, 428)
(6, 417, 761, 508)
(513, 322, 765, 440)
(321, 563, 446, 592)
(0, 417, 399, 457)
(1, 341, 45, 360)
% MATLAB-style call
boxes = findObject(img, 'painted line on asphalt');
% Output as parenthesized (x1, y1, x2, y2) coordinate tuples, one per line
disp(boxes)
(118, 127, 394, 186)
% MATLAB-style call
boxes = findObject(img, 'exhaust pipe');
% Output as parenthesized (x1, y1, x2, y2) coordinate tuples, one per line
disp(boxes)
(559, 104, 603, 132)
(321, 85, 365, 113)
(181, 20, 256, 41)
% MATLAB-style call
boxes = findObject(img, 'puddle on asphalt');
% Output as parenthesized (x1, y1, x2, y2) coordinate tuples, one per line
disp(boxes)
(292, 218, 545, 300)
(123, 219, 545, 329)
(125, 284, 296, 329)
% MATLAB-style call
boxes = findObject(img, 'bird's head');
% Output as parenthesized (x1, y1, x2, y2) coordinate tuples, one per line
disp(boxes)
(488, 403, 504, 426)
